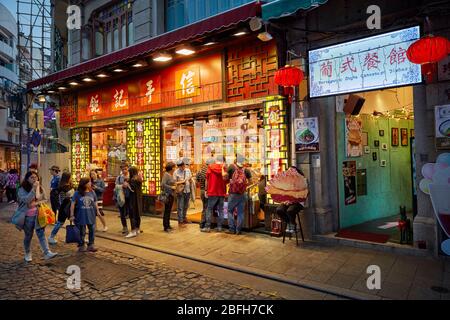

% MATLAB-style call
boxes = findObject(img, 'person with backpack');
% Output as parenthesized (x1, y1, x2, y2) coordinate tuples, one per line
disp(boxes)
(48, 172, 75, 244)
(201, 155, 228, 233)
(226, 157, 252, 235)
(69, 177, 99, 252)
(114, 162, 129, 234)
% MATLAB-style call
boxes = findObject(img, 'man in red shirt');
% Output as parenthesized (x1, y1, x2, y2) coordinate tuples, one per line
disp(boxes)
(201, 156, 228, 233)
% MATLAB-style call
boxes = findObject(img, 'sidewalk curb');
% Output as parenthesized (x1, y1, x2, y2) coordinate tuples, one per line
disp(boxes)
(95, 232, 382, 300)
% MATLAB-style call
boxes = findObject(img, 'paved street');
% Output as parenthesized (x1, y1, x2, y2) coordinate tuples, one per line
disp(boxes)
(1, 202, 450, 300)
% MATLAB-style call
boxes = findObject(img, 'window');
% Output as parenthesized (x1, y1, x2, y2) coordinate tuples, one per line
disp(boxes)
(166, 0, 254, 31)
(92, 0, 133, 57)
(8, 133, 12, 143)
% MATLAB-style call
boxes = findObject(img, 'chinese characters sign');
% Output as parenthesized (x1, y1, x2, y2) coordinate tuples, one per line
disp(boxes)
(71, 128, 91, 183)
(175, 67, 200, 99)
(295, 117, 319, 152)
(309, 26, 422, 98)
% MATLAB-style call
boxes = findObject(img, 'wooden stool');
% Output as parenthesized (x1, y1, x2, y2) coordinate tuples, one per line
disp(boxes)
(282, 211, 305, 246)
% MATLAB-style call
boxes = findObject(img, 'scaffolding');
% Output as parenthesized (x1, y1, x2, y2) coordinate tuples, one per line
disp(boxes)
(16, 0, 53, 89)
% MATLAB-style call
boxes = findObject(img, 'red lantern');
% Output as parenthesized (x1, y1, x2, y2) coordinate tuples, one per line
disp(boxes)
(406, 35, 448, 64)
(274, 65, 304, 103)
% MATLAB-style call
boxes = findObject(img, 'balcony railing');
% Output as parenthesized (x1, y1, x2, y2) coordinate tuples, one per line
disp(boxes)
(0, 65, 19, 85)
(0, 41, 17, 61)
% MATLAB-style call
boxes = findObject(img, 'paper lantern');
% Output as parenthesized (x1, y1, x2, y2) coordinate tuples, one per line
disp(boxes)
(406, 35, 449, 64)
(274, 65, 304, 103)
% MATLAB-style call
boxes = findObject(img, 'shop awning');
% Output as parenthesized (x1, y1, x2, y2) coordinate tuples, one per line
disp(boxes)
(27, 2, 261, 90)
(262, 0, 327, 20)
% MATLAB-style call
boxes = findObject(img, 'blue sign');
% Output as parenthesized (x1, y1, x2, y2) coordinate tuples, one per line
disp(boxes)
(308, 26, 422, 98)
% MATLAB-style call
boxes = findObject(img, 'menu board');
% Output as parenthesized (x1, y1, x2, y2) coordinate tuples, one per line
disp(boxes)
(295, 117, 320, 152)
(436, 105, 450, 150)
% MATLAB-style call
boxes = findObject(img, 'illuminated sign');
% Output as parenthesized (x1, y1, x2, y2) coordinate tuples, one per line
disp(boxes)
(71, 128, 91, 183)
(308, 26, 422, 98)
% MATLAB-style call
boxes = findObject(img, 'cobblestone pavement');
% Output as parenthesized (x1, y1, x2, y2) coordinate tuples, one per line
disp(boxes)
(0, 209, 282, 300)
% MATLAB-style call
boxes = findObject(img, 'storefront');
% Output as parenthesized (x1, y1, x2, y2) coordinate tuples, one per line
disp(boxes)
(61, 37, 289, 230)
(306, 26, 422, 245)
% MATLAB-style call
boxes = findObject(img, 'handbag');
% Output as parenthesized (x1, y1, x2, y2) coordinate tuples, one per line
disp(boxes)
(176, 171, 186, 194)
(66, 222, 81, 244)
(157, 193, 169, 204)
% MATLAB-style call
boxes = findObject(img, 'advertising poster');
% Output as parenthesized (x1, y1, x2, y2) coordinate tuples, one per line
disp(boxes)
(345, 118, 363, 157)
(435, 105, 450, 150)
(343, 161, 357, 205)
(295, 117, 320, 152)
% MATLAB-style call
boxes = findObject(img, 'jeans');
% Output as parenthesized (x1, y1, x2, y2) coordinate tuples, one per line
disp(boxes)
(163, 194, 174, 230)
(227, 193, 246, 232)
(205, 196, 224, 229)
(200, 190, 207, 228)
(50, 221, 63, 238)
(78, 224, 95, 247)
(119, 205, 128, 229)
(177, 192, 190, 223)
(23, 216, 50, 255)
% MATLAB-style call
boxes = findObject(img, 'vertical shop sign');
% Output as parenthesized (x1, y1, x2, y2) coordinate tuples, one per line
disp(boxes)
(345, 117, 363, 157)
(343, 160, 357, 205)
(435, 105, 450, 150)
(71, 128, 91, 183)
(295, 117, 320, 152)
(175, 66, 200, 99)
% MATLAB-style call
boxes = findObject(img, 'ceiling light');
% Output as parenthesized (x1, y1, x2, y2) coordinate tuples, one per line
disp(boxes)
(175, 46, 195, 56)
(203, 42, 217, 46)
(233, 31, 247, 36)
(58, 87, 67, 90)
(83, 77, 94, 82)
(113, 68, 125, 72)
(132, 60, 148, 68)
(97, 73, 109, 78)
(47, 90, 55, 94)
(153, 52, 172, 62)
(69, 82, 79, 86)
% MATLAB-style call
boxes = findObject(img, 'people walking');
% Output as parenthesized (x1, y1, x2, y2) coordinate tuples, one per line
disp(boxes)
(124, 166, 143, 238)
(91, 170, 108, 232)
(201, 156, 228, 233)
(174, 159, 193, 227)
(114, 162, 129, 234)
(48, 172, 75, 244)
(6, 169, 19, 204)
(69, 177, 99, 252)
(15, 171, 58, 262)
(226, 157, 252, 235)
(49, 165, 61, 216)
(161, 162, 180, 232)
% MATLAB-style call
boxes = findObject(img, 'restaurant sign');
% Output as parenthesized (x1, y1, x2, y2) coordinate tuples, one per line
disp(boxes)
(308, 26, 422, 98)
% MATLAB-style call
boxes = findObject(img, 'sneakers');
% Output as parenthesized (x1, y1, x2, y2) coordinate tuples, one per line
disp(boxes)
(200, 227, 211, 233)
(24, 252, 32, 262)
(78, 245, 87, 253)
(48, 237, 57, 245)
(125, 231, 137, 238)
(121, 227, 129, 235)
(44, 251, 58, 260)
(102, 226, 108, 232)
(87, 245, 98, 252)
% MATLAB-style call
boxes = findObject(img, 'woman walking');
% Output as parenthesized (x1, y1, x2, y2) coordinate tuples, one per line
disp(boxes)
(69, 177, 99, 252)
(90, 170, 108, 232)
(48, 172, 75, 244)
(125, 167, 143, 238)
(161, 162, 181, 232)
(16, 171, 58, 262)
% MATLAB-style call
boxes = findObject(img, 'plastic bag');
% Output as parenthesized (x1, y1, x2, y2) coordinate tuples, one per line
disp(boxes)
(37, 203, 55, 228)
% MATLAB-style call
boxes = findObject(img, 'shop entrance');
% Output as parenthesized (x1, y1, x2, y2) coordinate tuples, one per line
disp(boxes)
(336, 86, 415, 245)
(162, 107, 267, 230)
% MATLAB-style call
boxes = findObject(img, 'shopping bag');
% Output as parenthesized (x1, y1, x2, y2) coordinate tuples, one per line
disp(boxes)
(65, 223, 81, 244)
(37, 203, 55, 228)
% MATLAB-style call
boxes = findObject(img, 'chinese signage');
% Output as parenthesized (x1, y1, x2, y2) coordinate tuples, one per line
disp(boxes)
(71, 128, 91, 183)
(295, 117, 319, 152)
(126, 118, 161, 195)
(77, 54, 222, 123)
(308, 26, 422, 98)
(435, 104, 450, 150)
(345, 117, 363, 157)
